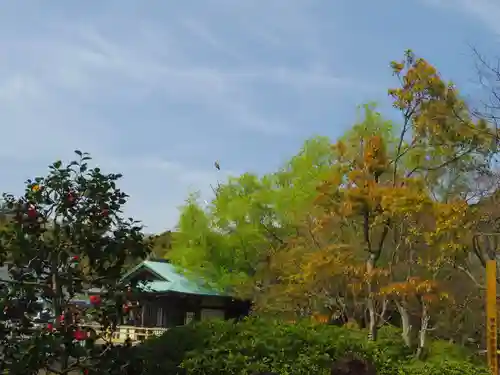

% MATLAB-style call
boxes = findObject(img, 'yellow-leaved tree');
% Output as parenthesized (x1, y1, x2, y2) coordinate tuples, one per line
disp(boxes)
(274, 51, 495, 352)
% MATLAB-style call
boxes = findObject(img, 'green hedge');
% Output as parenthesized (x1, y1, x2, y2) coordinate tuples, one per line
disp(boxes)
(134, 317, 488, 375)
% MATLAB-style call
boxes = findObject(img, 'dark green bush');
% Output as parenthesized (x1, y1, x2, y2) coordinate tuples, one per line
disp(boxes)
(426, 339, 479, 363)
(391, 360, 490, 375)
(134, 317, 488, 375)
(133, 322, 212, 374)
(180, 318, 410, 374)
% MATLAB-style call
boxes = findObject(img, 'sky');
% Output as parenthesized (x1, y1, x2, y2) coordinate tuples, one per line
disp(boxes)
(0, 0, 499, 234)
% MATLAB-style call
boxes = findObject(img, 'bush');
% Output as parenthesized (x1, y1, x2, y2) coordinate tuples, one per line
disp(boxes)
(426, 340, 478, 363)
(133, 322, 212, 374)
(134, 318, 488, 375)
(392, 360, 490, 375)
(180, 318, 410, 375)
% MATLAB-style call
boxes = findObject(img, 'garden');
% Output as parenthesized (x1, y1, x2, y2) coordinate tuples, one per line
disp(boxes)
(0, 50, 498, 374)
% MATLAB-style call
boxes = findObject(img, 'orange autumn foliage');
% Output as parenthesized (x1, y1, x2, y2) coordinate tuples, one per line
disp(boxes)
(252, 52, 495, 345)
(379, 277, 450, 302)
(311, 52, 486, 335)
(389, 50, 491, 161)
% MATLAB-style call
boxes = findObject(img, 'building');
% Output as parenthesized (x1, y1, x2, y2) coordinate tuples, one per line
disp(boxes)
(0, 259, 250, 331)
(112, 259, 250, 328)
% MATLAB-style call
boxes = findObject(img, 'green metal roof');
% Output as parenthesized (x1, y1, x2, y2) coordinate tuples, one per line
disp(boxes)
(120, 260, 222, 297)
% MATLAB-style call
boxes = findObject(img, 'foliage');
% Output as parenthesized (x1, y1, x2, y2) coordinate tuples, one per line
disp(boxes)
(169, 50, 499, 356)
(264, 51, 495, 348)
(149, 230, 178, 259)
(131, 317, 486, 375)
(394, 361, 489, 375)
(130, 322, 212, 374)
(180, 318, 406, 374)
(0, 151, 150, 374)
(169, 137, 335, 302)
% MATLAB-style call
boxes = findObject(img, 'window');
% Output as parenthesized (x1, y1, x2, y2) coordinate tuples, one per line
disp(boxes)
(200, 309, 224, 321)
(185, 311, 195, 325)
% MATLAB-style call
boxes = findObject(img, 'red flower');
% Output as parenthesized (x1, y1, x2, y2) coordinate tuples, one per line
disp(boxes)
(27, 206, 37, 219)
(89, 295, 101, 306)
(67, 192, 76, 204)
(73, 330, 87, 341)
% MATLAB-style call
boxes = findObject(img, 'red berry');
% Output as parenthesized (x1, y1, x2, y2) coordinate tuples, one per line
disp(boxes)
(47, 323, 53, 331)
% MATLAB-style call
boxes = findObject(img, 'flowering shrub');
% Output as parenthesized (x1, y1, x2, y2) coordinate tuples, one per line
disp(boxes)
(0, 151, 150, 375)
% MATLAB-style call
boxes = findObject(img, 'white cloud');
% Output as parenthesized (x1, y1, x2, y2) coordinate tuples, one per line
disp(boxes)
(460, 0, 500, 35)
(0, 2, 365, 232)
(422, 0, 500, 35)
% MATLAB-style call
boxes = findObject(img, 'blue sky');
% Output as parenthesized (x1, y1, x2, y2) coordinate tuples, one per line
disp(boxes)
(0, 0, 498, 233)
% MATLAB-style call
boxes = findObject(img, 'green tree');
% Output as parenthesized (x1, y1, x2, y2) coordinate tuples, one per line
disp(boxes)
(0, 151, 150, 375)
(168, 137, 335, 303)
(149, 230, 177, 259)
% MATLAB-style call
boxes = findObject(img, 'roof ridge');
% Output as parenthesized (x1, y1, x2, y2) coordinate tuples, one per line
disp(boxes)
(145, 258, 170, 263)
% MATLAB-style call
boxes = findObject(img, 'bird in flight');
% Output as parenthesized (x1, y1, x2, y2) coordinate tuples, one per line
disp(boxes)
(214, 161, 220, 170)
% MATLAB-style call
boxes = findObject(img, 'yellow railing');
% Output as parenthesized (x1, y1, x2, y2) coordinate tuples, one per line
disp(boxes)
(80, 324, 169, 344)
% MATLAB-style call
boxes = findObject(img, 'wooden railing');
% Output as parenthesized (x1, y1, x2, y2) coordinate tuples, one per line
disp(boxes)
(80, 324, 169, 344)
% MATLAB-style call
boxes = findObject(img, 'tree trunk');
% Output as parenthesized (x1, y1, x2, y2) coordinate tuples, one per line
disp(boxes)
(366, 253, 377, 341)
(395, 300, 412, 347)
(52, 259, 69, 371)
(416, 300, 430, 359)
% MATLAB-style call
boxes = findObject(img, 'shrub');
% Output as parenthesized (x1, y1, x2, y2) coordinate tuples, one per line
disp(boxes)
(180, 318, 410, 375)
(390, 360, 490, 375)
(133, 322, 212, 374)
(135, 317, 488, 375)
(426, 339, 479, 363)
(0, 152, 150, 375)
